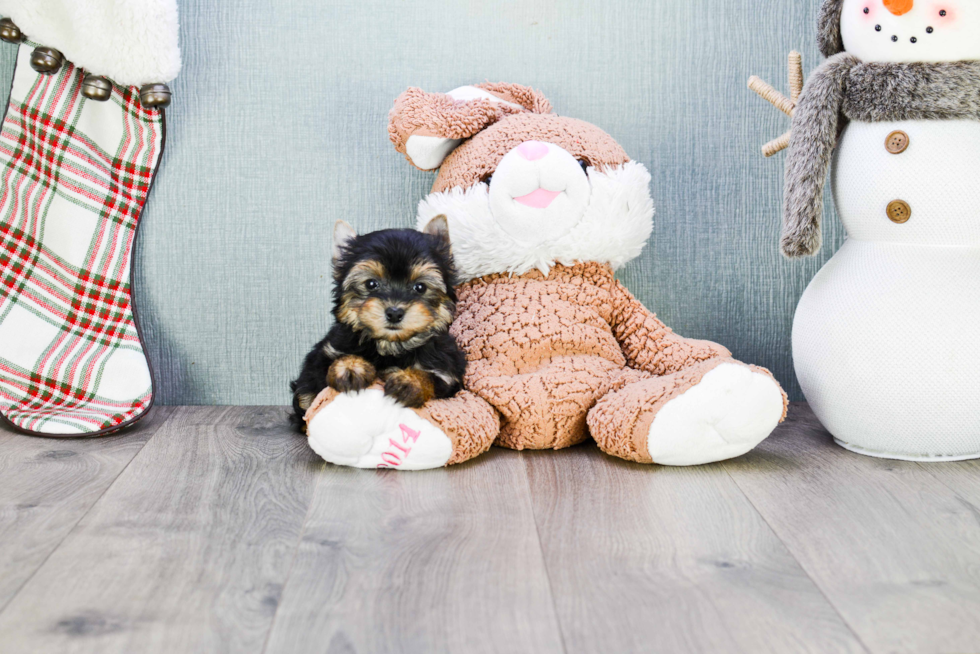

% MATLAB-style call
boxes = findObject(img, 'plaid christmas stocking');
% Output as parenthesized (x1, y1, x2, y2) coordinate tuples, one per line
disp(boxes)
(0, 43, 165, 435)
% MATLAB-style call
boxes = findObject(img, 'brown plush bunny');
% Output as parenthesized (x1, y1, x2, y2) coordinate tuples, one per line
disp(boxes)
(303, 83, 787, 470)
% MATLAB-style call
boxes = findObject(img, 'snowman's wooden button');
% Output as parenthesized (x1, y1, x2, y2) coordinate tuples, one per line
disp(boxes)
(887, 200, 912, 223)
(885, 131, 909, 154)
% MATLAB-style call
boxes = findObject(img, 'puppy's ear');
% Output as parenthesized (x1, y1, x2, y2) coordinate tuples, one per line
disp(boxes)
(423, 214, 451, 247)
(333, 220, 357, 263)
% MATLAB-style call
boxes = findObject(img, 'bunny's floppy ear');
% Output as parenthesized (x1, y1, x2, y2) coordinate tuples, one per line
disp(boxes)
(388, 83, 552, 171)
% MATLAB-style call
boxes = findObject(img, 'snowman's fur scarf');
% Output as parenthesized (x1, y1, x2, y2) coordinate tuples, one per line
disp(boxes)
(784, 55, 980, 258)
(416, 161, 654, 281)
(845, 60, 980, 122)
(784, 53, 857, 258)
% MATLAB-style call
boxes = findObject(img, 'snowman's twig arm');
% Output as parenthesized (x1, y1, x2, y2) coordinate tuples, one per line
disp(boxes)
(748, 51, 805, 157)
(789, 51, 804, 103)
(748, 77, 795, 117)
(764, 131, 792, 158)
(782, 53, 859, 258)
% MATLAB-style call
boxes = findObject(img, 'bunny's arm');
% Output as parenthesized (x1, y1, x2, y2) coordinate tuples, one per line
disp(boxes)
(782, 52, 858, 257)
(609, 280, 729, 376)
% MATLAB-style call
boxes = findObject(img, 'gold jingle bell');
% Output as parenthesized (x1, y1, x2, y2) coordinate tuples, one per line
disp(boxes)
(139, 83, 171, 110)
(82, 74, 112, 102)
(30, 46, 64, 74)
(0, 17, 23, 43)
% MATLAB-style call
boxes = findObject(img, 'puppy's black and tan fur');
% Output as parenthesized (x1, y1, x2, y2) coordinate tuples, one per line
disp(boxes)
(290, 216, 466, 429)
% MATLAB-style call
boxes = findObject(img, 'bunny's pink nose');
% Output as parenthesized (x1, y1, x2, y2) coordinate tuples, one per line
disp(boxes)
(516, 141, 549, 161)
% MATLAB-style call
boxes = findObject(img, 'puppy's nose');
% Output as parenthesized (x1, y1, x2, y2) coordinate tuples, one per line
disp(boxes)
(385, 307, 406, 323)
(516, 141, 549, 161)
(883, 0, 913, 15)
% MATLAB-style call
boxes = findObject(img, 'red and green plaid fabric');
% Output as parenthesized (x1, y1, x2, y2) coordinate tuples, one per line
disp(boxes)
(0, 43, 164, 436)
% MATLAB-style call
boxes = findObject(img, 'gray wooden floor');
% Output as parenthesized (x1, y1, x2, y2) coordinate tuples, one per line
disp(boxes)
(1, 404, 979, 654)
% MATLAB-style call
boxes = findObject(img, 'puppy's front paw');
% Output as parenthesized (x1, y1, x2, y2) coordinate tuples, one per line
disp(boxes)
(384, 369, 434, 408)
(327, 355, 377, 393)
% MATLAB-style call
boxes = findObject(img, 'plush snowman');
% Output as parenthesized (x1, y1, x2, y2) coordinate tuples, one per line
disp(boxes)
(781, 0, 980, 460)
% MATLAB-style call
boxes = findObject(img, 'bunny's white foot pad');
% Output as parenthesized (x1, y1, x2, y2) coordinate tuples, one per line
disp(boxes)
(647, 363, 784, 466)
(307, 389, 453, 470)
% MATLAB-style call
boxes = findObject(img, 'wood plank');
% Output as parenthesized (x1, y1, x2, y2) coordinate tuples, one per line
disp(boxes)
(264, 448, 565, 654)
(0, 406, 321, 654)
(524, 443, 865, 654)
(0, 407, 175, 612)
(725, 403, 980, 654)
(918, 458, 980, 508)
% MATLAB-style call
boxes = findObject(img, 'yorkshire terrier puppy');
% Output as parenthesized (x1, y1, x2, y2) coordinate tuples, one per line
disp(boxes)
(290, 216, 466, 430)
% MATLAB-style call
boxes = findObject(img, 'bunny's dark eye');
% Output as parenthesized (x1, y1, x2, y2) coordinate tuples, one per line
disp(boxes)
(413, 283, 427, 294)
(365, 280, 379, 291)
(481, 173, 493, 186)
(578, 159, 589, 173)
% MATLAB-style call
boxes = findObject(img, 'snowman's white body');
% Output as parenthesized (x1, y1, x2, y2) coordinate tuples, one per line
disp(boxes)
(794, 118, 980, 459)
(791, 0, 980, 460)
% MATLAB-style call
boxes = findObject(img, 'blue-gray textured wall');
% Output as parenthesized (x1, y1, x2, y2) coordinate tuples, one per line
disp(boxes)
(0, 0, 844, 405)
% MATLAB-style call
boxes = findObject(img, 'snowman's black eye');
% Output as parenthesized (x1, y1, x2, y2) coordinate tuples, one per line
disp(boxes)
(891, 35, 899, 41)
(910, 36, 918, 43)
(926, 26, 934, 33)
(876, 24, 882, 31)
(940, 9, 947, 16)
(863, 6, 870, 13)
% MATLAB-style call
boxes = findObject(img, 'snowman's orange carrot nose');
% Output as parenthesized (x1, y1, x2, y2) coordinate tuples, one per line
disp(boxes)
(883, 0, 914, 16)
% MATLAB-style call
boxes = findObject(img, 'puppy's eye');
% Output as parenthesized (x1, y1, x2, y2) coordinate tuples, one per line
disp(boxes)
(413, 283, 427, 294)
(365, 280, 379, 291)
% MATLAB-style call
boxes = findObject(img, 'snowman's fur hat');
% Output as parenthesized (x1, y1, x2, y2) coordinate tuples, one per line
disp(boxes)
(818, 0, 847, 58)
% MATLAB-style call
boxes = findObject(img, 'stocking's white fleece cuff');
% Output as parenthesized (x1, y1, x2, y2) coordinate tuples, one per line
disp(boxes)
(0, 0, 180, 86)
